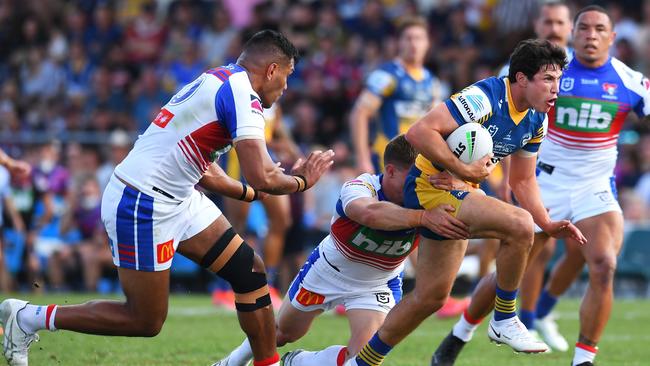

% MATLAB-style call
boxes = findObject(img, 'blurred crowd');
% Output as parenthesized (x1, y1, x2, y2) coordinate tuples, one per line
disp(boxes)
(1, 0, 650, 293)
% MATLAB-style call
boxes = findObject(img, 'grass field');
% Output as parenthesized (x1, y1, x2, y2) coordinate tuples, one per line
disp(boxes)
(3, 294, 648, 365)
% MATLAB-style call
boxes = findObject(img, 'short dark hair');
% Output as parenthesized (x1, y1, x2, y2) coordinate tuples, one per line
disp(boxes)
(384, 135, 417, 170)
(396, 16, 428, 38)
(574, 5, 613, 28)
(241, 29, 299, 64)
(508, 39, 567, 83)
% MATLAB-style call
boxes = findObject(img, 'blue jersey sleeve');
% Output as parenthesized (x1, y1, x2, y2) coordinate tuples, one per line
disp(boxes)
(366, 66, 397, 98)
(215, 76, 266, 142)
(445, 78, 496, 128)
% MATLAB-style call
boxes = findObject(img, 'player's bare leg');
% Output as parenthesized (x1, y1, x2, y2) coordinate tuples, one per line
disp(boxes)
(223, 198, 250, 234)
(574, 212, 623, 364)
(478, 238, 499, 278)
(275, 298, 323, 347)
(260, 194, 291, 290)
(179, 215, 278, 362)
(451, 227, 552, 328)
(54, 268, 170, 336)
(519, 235, 555, 325)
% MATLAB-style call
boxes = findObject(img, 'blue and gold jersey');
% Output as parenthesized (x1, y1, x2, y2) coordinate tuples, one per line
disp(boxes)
(366, 61, 438, 170)
(415, 76, 548, 176)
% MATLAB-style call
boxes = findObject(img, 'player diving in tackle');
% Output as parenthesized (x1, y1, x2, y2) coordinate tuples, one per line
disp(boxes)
(0, 30, 334, 366)
(212, 135, 471, 366)
(344, 39, 586, 366)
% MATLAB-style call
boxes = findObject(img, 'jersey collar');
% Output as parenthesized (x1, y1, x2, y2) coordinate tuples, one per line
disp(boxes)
(504, 78, 529, 125)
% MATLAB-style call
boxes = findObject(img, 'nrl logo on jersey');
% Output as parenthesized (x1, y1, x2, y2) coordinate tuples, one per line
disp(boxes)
(560, 77, 574, 92)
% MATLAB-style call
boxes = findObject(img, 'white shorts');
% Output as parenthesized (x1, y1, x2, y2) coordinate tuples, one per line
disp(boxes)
(287, 247, 403, 314)
(101, 175, 222, 271)
(535, 169, 621, 233)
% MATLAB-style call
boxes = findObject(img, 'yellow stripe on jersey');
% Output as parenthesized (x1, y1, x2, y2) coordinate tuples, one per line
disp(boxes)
(505, 79, 529, 125)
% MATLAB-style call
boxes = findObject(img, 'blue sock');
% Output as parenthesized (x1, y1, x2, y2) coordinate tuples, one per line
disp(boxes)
(519, 309, 535, 329)
(535, 290, 558, 319)
(356, 333, 392, 366)
(494, 286, 518, 321)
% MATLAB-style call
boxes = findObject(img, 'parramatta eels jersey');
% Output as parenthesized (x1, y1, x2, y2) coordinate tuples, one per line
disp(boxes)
(114, 63, 266, 202)
(366, 61, 438, 167)
(541, 56, 650, 179)
(415, 76, 547, 176)
(319, 173, 419, 282)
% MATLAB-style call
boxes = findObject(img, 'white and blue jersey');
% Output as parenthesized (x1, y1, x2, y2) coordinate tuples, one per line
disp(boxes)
(102, 63, 266, 271)
(115, 63, 266, 202)
(541, 56, 650, 180)
(286, 173, 413, 313)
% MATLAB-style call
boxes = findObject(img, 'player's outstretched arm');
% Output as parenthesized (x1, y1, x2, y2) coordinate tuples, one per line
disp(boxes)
(235, 138, 334, 195)
(509, 153, 586, 244)
(405, 103, 491, 183)
(345, 197, 469, 239)
(199, 163, 265, 202)
(350, 90, 382, 173)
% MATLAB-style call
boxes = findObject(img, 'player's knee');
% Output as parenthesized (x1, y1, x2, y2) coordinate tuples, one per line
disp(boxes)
(589, 255, 617, 289)
(251, 252, 266, 274)
(276, 328, 297, 346)
(508, 209, 534, 246)
(137, 319, 164, 337)
(199, 229, 271, 312)
(412, 288, 448, 315)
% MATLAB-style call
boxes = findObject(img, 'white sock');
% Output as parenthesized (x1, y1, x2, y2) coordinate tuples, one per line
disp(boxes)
(229, 338, 253, 366)
(291, 346, 347, 366)
(17, 304, 57, 333)
(452, 313, 479, 342)
(572, 343, 597, 366)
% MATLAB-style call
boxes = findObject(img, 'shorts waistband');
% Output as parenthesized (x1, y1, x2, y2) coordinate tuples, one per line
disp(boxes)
(112, 173, 176, 200)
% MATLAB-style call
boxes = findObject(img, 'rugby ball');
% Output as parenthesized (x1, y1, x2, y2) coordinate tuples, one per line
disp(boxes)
(446, 123, 493, 163)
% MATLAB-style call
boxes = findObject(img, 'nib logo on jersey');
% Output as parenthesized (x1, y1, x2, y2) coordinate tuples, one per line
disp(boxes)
(350, 227, 417, 258)
(553, 97, 618, 132)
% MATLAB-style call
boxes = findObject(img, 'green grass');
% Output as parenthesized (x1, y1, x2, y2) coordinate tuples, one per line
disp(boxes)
(4, 294, 649, 365)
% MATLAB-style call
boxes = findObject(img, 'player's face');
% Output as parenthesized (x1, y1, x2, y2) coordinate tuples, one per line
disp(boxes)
(525, 65, 562, 112)
(573, 11, 615, 66)
(261, 58, 294, 108)
(398, 25, 429, 64)
(535, 5, 572, 47)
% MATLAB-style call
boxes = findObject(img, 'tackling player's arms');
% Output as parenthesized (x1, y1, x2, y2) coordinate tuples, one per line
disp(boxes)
(345, 196, 470, 240)
(405, 103, 492, 183)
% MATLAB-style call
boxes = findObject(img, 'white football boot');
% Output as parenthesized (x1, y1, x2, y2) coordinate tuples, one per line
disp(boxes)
(535, 314, 569, 352)
(0, 299, 39, 366)
(487, 316, 549, 353)
(280, 349, 305, 366)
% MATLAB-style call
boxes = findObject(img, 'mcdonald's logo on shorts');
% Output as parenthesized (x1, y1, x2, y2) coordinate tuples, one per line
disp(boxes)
(156, 240, 175, 264)
(295, 287, 325, 306)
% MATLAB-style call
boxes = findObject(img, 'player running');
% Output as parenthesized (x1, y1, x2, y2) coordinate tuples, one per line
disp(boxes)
(212, 135, 470, 366)
(344, 39, 587, 366)
(431, 2, 576, 362)
(523, 6, 648, 366)
(0, 30, 334, 366)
